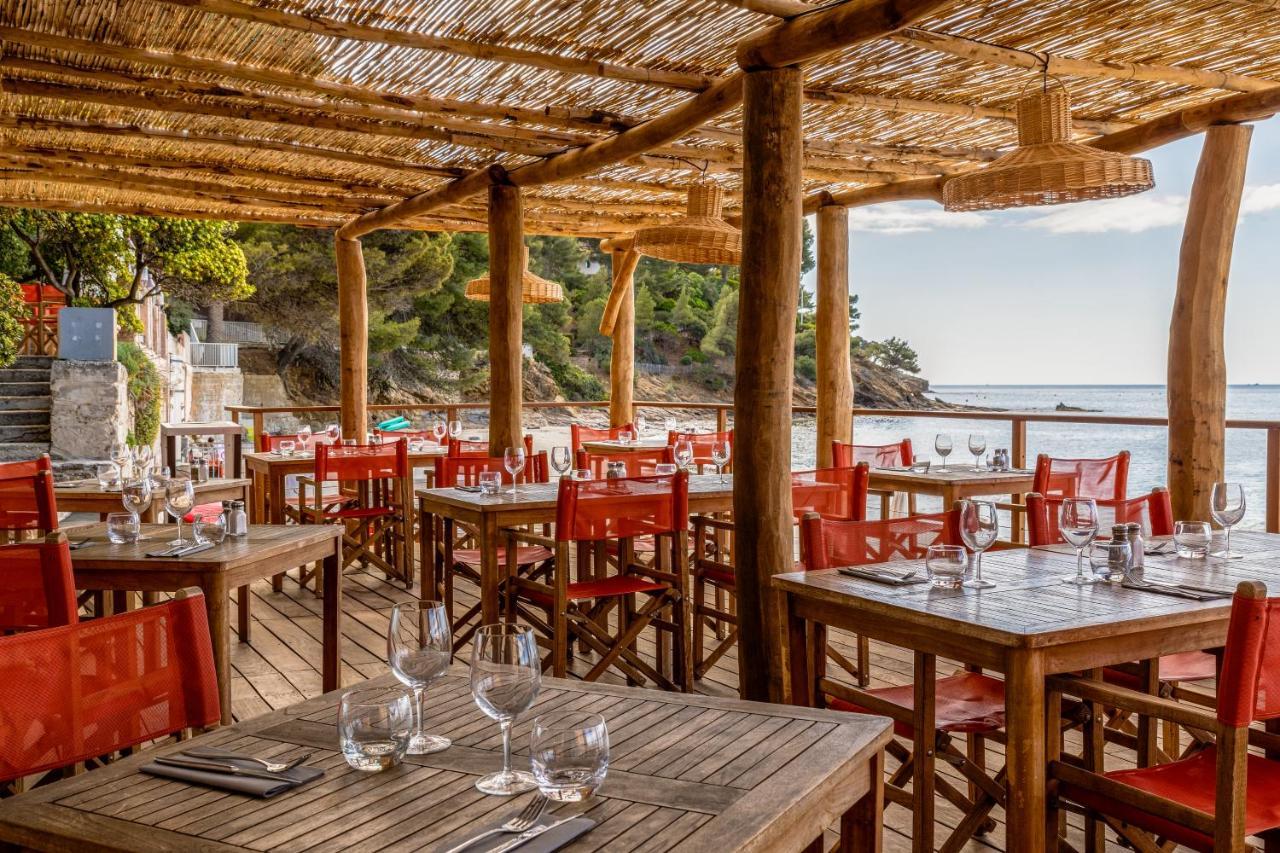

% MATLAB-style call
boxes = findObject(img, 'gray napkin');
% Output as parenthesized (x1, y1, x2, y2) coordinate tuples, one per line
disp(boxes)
(837, 567, 927, 586)
(140, 762, 324, 797)
(438, 816, 595, 853)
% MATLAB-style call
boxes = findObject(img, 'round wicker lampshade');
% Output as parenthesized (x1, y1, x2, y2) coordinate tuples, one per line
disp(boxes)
(942, 87, 1154, 212)
(632, 181, 741, 265)
(464, 247, 564, 304)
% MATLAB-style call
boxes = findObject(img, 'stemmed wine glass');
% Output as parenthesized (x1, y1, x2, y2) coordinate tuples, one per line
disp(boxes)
(711, 440, 731, 484)
(297, 424, 312, 451)
(121, 477, 153, 527)
(163, 475, 196, 547)
(326, 423, 341, 443)
(111, 440, 132, 482)
(471, 624, 541, 795)
(968, 433, 986, 472)
(959, 500, 999, 589)
(935, 434, 953, 472)
(1211, 482, 1246, 559)
(503, 447, 526, 496)
(674, 440, 694, 472)
(448, 420, 463, 442)
(132, 445, 154, 478)
(432, 420, 448, 444)
(388, 600, 453, 755)
(1060, 498, 1101, 585)
(550, 446, 572, 478)
(634, 415, 647, 439)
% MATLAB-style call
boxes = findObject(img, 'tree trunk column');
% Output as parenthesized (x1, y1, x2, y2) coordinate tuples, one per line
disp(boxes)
(488, 182, 524, 452)
(334, 235, 368, 440)
(1167, 123, 1252, 521)
(206, 300, 226, 343)
(734, 65, 803, 704)
(816, 203, 853, 467)
(609, 248, 638, 428)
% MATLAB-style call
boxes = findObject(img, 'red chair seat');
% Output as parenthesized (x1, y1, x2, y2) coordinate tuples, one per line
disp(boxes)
(828, 672, 1006, 738)
(525, 575, 667, 605)
(1104, 651, 1217, 689)
(704, 565, 735, 587)
(318, 505, 395, 521)
(452, 546, 553, 568)
(1062, 747, 1280, 853)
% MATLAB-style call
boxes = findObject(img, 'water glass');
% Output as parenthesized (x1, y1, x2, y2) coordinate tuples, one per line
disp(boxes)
(195, 515, 227, 545)
(1060, 498, 1101, 585)
(106, 512, 139, 544)
(1089, 541, 1132, 581)
(471, 624, 541, 795)
(96, 462, 118, 491)
(617, 430, 634, 446)
(711, 440, 731, 484)
(478, 471, 502, 495)
(654, 463, 677, 476)
(573, 469, 593, 481)
(503, 447, 526, 496)
(531, 711, 609, 802)
(968, 434, 987, 472)
(389, 600, 453, 755)
(925, 544, 967, 589)
(959, 500, 998, 589)
(1174, 520, 1212, 559)
(278, 439, 297, 457)
(909, 457, 931, 473)
(934, 434, 952, 472)
(339, 687, 413, 772)
(1210, 482, 1246, 559)
(550, 446, 572, 477)
(674, 440, 694, 472)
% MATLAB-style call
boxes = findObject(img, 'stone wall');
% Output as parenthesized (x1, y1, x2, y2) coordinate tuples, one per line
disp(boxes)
(50, 360, 128, 461)
(189, 366, 243, 422)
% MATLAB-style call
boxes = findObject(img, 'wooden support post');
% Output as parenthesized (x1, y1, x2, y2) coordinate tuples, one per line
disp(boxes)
(608, 249, 638, 428)
(816, 203, 853, 468)
(734, 65, 803, 703)
(334, 235, 368, 440)
(488, 182, 524, 452)
(1167, 123, 1252, 521)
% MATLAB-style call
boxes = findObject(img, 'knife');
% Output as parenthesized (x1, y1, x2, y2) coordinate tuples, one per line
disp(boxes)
(489, 815, 583, 853)
(155, 755, 295, 783)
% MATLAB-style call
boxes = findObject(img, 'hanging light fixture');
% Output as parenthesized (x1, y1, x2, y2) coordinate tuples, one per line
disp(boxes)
(464, 246, 564, 304)
(942, 82, 1154, 212)
(631, 180, 741, 265)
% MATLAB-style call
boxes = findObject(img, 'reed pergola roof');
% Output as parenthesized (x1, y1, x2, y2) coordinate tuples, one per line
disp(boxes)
(2, 0, 1278, 236)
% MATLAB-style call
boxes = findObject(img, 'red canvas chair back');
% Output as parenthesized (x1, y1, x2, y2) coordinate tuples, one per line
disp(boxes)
(314, 439, 409, 482)
(373, 428, 443, 446)
(570, 423, 635, 454)
(433, 452, 548, 487)
(575, 447, 674, 479)
(800, 509, 962, 570)
(790, 465, 869, 522)
(1025, 488, 1172, 546)
(0, 455, 57, 535)
(448, 434, 534, 458)
(832, 439, 913, 469)
(0, 533, 77, 633)
(555, 471, 688, 543)
(1033, 451, 1129, 501)
(0, 593, 220, 783)
(1217, 583, 1280, 727)
(667, 429, 733, 469)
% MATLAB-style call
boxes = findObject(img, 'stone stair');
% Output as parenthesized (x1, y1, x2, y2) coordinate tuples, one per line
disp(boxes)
(0, 356, 52, 461)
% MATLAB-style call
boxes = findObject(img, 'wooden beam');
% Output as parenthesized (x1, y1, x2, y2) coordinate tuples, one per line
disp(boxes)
(150, 0, 713, 91)
(737, 0, 953, 70)
(338, 165, 505, 239)
(808, 175, 944, 213)
(1225, 0, 1280, 8)
(608, 249, 639, 428)
(1092, 85, 1280, 155)
(487, 183, 524, 452)
(894, 28, 1276, 93)
(335, 236, 369, 440)
(735, 65, 804, 704)
(715, 0, 816, 16)
(1167, 123, 1252, 521)
(816, 204, 853, 467)
(600, 248, 642, 337)
(0, 193, 342, 227)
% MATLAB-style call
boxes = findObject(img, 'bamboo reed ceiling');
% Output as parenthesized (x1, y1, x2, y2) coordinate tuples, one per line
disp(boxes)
(0, 0, 1277, 236)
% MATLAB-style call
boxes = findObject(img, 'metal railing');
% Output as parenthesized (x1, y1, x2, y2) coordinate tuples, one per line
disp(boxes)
(190, 341, 239, 368)
(190, 319, 270, 344)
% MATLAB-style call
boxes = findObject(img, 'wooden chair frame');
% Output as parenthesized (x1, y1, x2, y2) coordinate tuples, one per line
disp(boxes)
(297, 466, 413, 588)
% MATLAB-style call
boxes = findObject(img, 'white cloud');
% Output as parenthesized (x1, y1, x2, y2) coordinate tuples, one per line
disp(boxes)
(1242, 183, 1280, 216)
(847, 205, 987, 235)
(1019, 182, 1280, 235)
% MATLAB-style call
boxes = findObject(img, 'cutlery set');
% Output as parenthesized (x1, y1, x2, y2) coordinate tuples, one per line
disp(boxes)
(156, 748, 313, 782)
(145, 542, 216, 558)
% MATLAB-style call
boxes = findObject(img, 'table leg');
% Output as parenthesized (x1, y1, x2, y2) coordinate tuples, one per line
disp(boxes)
(250, 469, 266, 524)
(1136, 658, 1159, 768)
(271, 470, 285, 592)
(1004, 648, 1047, 853)
(237, 585, 251, 642)
(911, 652, 936, 853)
(480, 513, 500, 625)
(204, 573, 232, 725)
(941, 483, 960, 513)
(840, 750, 884, 852)
(323, 537, 342, 693)
(783, 593, 811, 707)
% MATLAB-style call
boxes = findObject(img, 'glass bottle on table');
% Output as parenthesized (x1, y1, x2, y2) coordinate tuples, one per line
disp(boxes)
(934, 433, 953, 472)
(1060, 498, 1101, 585)
(470, 624, 541, 795)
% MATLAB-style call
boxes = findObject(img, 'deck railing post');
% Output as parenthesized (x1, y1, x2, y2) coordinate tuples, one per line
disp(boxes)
(717, 407, 728, 434)
(1011, 417, 1028, 543)
(252, 412, 265, 452)
(1268, 427, 1279, 534)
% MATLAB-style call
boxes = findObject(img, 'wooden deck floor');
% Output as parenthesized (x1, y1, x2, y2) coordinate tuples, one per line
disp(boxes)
(228, 566, 1144, 852)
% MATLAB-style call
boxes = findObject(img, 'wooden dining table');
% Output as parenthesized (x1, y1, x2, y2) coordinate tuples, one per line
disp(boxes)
(580, 438, 671, 453)
(54, 476, 251, 521)
(774, 531, 1280, 853)
(864, 465, 1035, 516)
(0, 670, 892, 852)
(69, 523, 343, 724)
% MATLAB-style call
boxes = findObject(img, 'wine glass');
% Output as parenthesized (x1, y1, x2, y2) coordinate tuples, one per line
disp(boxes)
(550, 446, 572, 478)
(503, 447, 526, 496)
(448, 420, 463, 441)
(1210, 482, 1246, 559)
(326, 423, 341, 442)
(634, 415, 647, 438)
(470, 624, 541, 795)
(1060, 498, 1101, 585)
(132, 445, 154, 478)
(674, 440, 694, 472)
(297, 424, 312, 450)
(163, 475, 196, 547)
(388, 600, 453, 755)
(110, 440, 131, 482)
(960, 500, 999, 589)
(968, 433, 986, 472)
(120, 477, 153, 526)
(432, 419, 447, 444)
(935, 433, 953, 472)
(711, 440, 731, 484)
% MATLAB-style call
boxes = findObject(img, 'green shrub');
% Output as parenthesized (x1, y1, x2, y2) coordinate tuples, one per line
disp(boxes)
(795, 354, 817, 382)
(117, 342, 163, 447)
(550, 361, 605, 400)
(0, 273, 22, 369)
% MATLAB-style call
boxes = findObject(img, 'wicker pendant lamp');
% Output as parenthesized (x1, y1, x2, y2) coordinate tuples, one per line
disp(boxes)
(942, 85, 1154, 212)
(464, 246, 563, 304)
(631, 180, 741, 265)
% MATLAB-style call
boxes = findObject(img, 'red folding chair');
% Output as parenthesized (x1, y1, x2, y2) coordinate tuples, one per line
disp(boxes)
(506, 471, 691, 691)
(0, 455, 57, 538)
(1033, 451, 1130, 501)
(667, 429, 733, 474)
(833, 439, 915, 518)
(0, 590, 220, 793)
(569, 422, 635, 454)
(1052, 581, 1280, 852)
(800, 508, 1010, 851)
(574, 447, 674, 479)
(0, 532, 77, 634)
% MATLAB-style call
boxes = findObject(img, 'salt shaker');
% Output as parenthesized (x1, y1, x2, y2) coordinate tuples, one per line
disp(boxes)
(223, 500, 248, 538)
(1125, 522, 1144, 578)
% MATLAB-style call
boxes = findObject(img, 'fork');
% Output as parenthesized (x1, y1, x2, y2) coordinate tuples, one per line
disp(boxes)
(442, 795, 548, 853)
(182, 746, 312, 773)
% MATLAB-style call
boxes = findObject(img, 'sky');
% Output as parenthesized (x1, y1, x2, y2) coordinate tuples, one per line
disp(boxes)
(801, 117, 1280, 386)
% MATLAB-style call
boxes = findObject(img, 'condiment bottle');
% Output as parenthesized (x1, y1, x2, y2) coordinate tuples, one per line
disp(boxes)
(1126, 522, 1144, 578)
